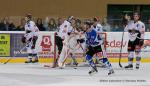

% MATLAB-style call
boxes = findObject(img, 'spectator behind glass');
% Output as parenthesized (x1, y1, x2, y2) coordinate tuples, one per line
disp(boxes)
(8, 20, 16, 31)
(36, 18, 45, 31)
(146, 18, 150, 32)
(122, 13, 132, 27)
(56, 17, 64, 32)
(112, 23, 123, 32)
(0, 17, 10, 31)
(16, 18, 26, 31)
(102, 17, 111, 32)
(0, 19, 6, 31)
(43, 17, 49, 31)
(57, 17, 64, 27)
(49, 18, 57, 31)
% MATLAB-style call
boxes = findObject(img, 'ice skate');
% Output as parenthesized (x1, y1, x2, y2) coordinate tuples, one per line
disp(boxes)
(136, 64, 140, 69)
(108, 69, 114, 75)
(88, 66, 98, 75)
(124, 64, 133, 69)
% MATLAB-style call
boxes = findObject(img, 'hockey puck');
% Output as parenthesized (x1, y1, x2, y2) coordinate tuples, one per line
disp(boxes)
(44, 65, 51, 67)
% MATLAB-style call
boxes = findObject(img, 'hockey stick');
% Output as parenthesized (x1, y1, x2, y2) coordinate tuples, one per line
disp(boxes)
(59, 47, 70, 68)
(78, 43, 87, 62)
(119, 31, 125, 68)
(136, 37, 150, 40)
(101, 43, 107, 58)
(3, 43, 29, 64)
(59, 40, 86, 68)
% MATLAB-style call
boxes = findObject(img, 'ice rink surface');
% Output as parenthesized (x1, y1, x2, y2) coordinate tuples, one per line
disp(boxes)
(0, 63, 150, 86)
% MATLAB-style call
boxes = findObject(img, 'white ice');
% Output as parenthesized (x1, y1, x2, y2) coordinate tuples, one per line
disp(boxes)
(0, 63, 150, 86)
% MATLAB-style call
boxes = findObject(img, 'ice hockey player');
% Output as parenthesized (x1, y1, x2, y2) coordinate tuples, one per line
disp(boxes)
(58, 17, 90, 68)
(53, 16, 74, 67)
(63, 18, 79, 67)
(92, 17, 105, 66)
(83, 20, 114, 75)
(124, 12, 145, 69)
(22, 14, 39, 63)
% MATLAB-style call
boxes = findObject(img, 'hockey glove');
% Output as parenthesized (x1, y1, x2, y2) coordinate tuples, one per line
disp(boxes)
(31, 36, 38, 49)
(139, 39, 144, 46)
(21, 36, 26, 43)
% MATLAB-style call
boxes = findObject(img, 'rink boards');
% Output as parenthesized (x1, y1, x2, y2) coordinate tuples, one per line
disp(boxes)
(0, 31, 150, 63)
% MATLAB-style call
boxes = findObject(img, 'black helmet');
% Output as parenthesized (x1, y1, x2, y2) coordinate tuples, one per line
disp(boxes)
(93, 17, 99, 22)
(26, 13, 32, 20)
(67, 16, 74, 22)
(84, 20, 93, 26)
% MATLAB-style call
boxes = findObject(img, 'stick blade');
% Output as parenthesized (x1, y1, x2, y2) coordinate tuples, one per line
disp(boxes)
(3, 62, 8, 64)
(119, 62, 123, 68)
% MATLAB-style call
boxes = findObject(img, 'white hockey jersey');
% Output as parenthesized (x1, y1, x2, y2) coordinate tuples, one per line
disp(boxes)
(57, 20, 71, 40)
(125, 20, 145, 41)
(24, 21, 39, 40)
(62, 25, 74, 44)
(92, 23, 103, 33)
(92, 23, 104, 44)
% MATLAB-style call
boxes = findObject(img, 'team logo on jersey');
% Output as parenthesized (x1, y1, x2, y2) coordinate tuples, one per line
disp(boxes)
(40, 36, 52, 51)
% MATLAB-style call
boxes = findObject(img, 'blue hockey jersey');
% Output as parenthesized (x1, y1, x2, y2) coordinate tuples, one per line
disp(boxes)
(85, 28, 102, 47)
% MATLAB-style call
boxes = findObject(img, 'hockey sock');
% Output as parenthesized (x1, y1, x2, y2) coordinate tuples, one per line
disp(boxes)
(128, 52, 134, 65)
(102, 58, 113, 70)
(136, 57, 141, 65)
(85, 55, 95, 67)
(136, 51, 141, 65)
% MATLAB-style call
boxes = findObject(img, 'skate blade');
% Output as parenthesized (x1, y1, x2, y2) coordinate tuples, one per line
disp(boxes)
(89, 71, 98, 76)
(59, 67, 65, 69)
(44, 65, 51, 68)
(108, 71, 115, 76)
(125, 68, 133, 70)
